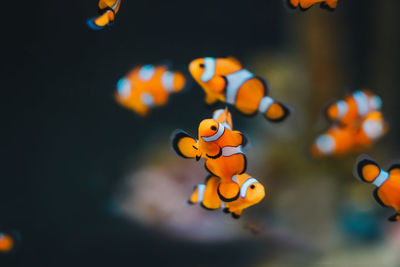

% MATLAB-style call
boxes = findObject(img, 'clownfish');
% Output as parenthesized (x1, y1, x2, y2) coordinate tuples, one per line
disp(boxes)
(0, 233, 14, 253)
(172, 108, 247, 200)
(115, 65, 186, 116)
(189, 57, 290, 122)
(287, 0, 337, 10)
(354, 155, 400, 222)
(189, 174, 265, 219)
(356, 111, 387, 147)
(312, 111, 387, 157)
(312, 124, 357, 157)
(325, 90, 382, 126)
(87, 0, 121, 30)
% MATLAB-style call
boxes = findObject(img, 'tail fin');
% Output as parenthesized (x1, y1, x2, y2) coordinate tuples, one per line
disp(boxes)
(188, 184, 205, 204)
(87, 10, 114, 30)
(322, 0, 338, 9)
(354, 154, 381, 183)
(388, 213, 400, 222)
(258, 96, 290, 122)
(171, 130, 199, 159)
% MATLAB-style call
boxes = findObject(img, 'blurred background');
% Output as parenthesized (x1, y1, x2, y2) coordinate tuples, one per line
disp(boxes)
(2, 0, 400, 266)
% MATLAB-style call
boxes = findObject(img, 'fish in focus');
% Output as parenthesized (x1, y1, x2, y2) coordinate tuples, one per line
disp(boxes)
(189, 174, 265, 219)
(287, 0, 338, 10)
(172, 108, 247, 200)
(354, 155, 400, 222)
(172, 108, 247, 185)
(0, 233, 14, 253)
(87, 0, 121, 30)
(189, 57, 290, 122)
(115, 65, 186, 116)
(325, 90, 382, 126)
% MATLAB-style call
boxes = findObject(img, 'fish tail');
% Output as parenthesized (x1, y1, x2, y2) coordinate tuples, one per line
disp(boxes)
(354, 154, 381, 184)
(258, 96, 290, 122)
(324, 0, 337, 9)
(388, 213, 400, 222)
(188, 184, 205, 205)
(87, 11, 114, 30)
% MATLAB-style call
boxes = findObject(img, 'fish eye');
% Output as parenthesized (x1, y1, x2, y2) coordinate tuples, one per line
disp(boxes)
(211, 126, 217, 131)
(250, 185, 255, 189)
(199, 63, 205, 68)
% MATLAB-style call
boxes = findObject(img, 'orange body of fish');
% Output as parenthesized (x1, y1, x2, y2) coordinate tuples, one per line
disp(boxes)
(189, 173, 265, 218)
(355, 155, 400, 222)
(0, 234, 14, 253)
(325, 90, 382, 126)
(172, 108, 248, 200)
(288, 0, 338, 10)
(115, 65, 186, 116)
(189, 57, 290, 122)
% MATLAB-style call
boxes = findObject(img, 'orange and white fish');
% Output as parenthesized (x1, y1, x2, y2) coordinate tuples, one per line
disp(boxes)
(189, 57, 290, 122)
(87, 0, 121, 30)
(115, 65, 186, 116)
(172, 108, 247, 200)
(356, 111, 387, 147)
(0, 233, 14, 253)
(312, 124, 357, 157)
(312, 111, 387, 157)
(354, 155, 400, 222)
(325, 90, 382, 126)
(287, 0, 338, 10)
(189, 173, 265, 219)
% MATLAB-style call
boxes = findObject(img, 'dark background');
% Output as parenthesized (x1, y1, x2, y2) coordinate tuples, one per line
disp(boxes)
(2, 0, 400, 266)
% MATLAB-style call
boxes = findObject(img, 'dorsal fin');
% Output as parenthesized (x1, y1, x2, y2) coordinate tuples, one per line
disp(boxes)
(226, 57, 242, 68)
(388, 163, 400, 175)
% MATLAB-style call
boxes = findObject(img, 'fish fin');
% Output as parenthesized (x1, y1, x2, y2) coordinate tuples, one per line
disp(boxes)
(217, 182, 240, 202)
(226, 57, 243, 68)
(201, 176, 222, 210)
(354, 154, 381, 183)
(222, 207, 230, 214)
(323, 0, 337, 9)
(188, 186, 199, 204)
(388, 213, 400, 222)
(320, 2, 335, 11)
(87, 11, 113, 30)
(231, 211, 242, 219)
(213, 107, 233, 129)
(388, 163, 400, 175)
(299, 1, 314, 10)
(205, 94, 219, 105)
(373, 188, 389, 208)
(263, 100, 290, 122)
(171, 130, 198, 159)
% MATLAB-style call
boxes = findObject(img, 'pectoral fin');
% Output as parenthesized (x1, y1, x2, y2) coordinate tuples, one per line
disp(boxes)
(171, 130, 198, 159)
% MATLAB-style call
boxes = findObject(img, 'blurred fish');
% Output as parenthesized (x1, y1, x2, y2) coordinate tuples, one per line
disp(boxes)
(189, 174, 265, 219)
(287, 0, 337, 10)
(354, 155, 400, 222)
(115, 65, 186, 116)
(325, 90, 382, 126)
(0, 233, 14, 253)
(87, 0, 121, 30)
(189, 57, 290, 122)
(312, 124, 357, 157)
(356, 111, 388, 147)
